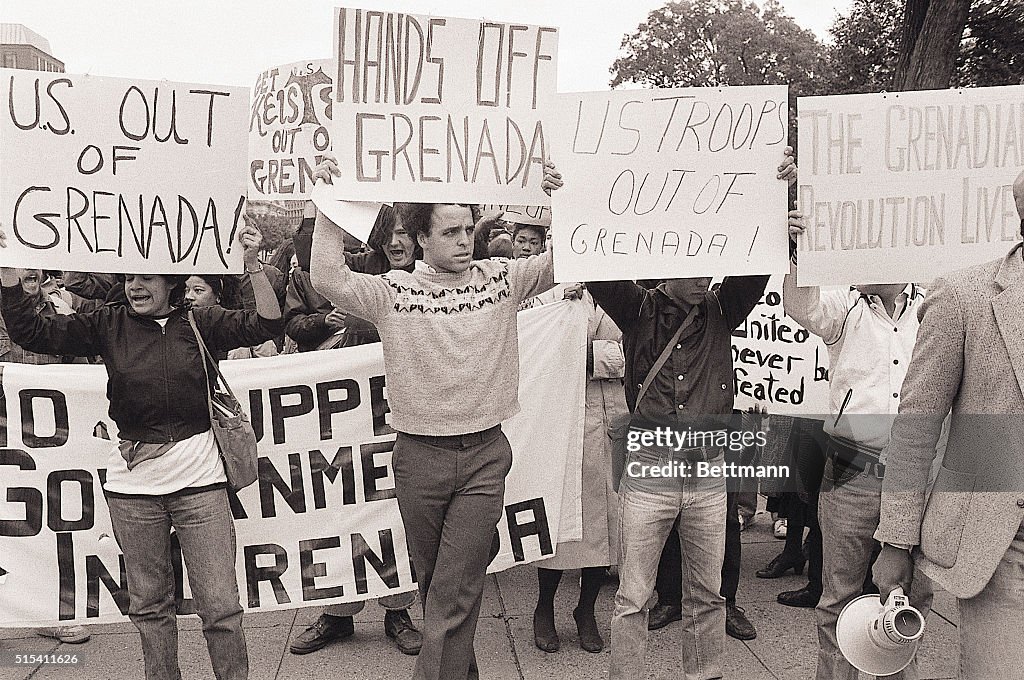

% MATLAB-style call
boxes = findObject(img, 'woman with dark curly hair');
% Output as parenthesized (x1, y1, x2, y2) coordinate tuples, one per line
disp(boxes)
(0, 223, 283, 680)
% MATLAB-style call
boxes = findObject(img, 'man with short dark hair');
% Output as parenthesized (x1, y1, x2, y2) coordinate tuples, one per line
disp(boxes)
(310, 161, 561, 680)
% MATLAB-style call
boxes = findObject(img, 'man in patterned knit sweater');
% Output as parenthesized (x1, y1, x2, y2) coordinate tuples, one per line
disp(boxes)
(310, 161, 562, 680)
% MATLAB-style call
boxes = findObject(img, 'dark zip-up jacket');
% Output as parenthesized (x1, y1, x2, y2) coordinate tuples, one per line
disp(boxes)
(1, 283, 283, 443)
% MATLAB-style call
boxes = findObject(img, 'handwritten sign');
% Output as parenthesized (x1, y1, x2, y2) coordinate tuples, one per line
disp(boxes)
(479, 204, 550, 227)
(731, 276, 830, 417)
(0, 70, 248, 274)
(249, 59, 333, 200)
(797, 86, 1024, 286)
(549, 87, 790, 283)
(327, 8, 557, 204)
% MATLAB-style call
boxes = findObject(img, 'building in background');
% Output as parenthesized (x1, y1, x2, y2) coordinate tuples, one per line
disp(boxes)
(0, 23, 64, 72)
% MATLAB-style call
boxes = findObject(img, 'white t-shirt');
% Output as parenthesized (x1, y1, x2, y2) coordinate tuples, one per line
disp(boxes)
(103, 318, 226, 495)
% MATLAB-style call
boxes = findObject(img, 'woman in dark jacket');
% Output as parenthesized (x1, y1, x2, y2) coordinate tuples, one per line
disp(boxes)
(0, 224, 282, 680)
(284, 203, 418, 351)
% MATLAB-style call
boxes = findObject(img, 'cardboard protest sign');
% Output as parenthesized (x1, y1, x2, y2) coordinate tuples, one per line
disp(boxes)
(0, 301, 586, 626)
(797, 86, 1024, 286)
(479, 204, 551, 227)
(0, 70, 249, 273)
(310, 183, 383, 244)
(249, 59, 334, 200)
(327, 8, 557, 204)
(731, 276, 830, 417)
(549, 87, 791, 283)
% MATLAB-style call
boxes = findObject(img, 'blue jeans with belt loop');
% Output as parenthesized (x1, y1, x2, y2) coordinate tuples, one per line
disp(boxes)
(816, 450, 933, 680)
(611, 440, 728, 680)
(105, 486, 247, 680)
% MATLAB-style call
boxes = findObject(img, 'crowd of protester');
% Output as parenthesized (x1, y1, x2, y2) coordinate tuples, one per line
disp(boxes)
(2, 157, 1023, 680)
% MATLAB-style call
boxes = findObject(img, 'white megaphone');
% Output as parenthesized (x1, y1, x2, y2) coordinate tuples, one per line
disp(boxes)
(837, 587, 925, 676)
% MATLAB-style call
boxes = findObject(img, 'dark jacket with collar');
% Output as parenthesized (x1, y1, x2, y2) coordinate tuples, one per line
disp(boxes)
(284, 251, 410, 352)
(0, 283, 283, 443)
(588, 276, 768, 431)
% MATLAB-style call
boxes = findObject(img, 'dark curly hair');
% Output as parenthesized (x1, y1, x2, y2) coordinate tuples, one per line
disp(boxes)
(394, 203, 473, 248)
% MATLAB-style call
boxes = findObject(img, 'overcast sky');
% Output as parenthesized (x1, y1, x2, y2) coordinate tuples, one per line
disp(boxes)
(3, 0, 852, 91)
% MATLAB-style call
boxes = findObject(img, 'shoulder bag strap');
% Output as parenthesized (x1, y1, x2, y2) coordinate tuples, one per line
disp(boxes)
(186, 309, 241, 405)
(634, 301, 701, 412)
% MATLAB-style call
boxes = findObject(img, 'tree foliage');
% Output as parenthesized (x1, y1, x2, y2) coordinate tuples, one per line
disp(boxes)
(610, 0, 827, 95)
(611, 0, 1024, 98)
(827, 0, 1024, 93)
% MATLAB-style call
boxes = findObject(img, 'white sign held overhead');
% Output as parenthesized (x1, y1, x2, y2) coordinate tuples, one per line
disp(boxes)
(328, 8, 558, 205)
(0, 70, 249, 274)
(797, 86, 1024, 286)
(248, 59, 334, 200)
(549, 86, 791, 283)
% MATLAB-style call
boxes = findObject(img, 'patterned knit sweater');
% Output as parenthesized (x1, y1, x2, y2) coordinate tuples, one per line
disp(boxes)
(311, 212, 556, 435)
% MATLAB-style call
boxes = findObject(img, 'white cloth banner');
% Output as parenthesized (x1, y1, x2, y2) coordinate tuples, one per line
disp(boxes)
(0, 301, 586, 626)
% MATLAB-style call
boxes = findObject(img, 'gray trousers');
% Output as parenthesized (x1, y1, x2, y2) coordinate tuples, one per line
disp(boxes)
(393, 426, 513, 680)
(817, 457, 933, 680)
(958, 519, 1024, 679)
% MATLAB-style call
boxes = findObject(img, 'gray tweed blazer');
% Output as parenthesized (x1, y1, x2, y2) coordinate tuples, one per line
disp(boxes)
(877, 242, 1024, 598)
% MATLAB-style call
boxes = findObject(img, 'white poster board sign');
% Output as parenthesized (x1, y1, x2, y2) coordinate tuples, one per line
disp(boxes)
(797, 86, 1024, 286)
(731, 276, 830, 417)
(327, 8, 557, 205)
(249, 59, 334, 200)
(550, 86, 790, 283)
(0, 70, 249, 273)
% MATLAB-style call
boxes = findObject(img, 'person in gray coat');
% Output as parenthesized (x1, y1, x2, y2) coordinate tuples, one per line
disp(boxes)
(875, 169, 1024, 680)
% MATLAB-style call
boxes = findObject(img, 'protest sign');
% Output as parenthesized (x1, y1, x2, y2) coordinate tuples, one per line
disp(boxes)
(479, 204, 551, 227)
(549, 86, 790, 283)
(0, 300, 586, 626)
(797, 86, 1024, 286)
(326, 8, 557, 204)
(0, 70, 249, 273)
(731, 276, 830, 417)
(249, 59, 333, 200)
(310, 183, 383, 244)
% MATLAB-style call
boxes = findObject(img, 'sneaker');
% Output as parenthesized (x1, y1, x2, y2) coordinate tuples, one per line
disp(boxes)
(384, 609, 422, 655)
(289, 614, 354, 655)
(36, 626, 90, 644)
(773, 518, 788, 539)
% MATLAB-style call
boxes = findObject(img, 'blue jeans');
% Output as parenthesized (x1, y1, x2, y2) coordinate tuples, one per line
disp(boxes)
(958, 519, 1024, 680)
(817, 457, 932, 680)
(611, 450, 727, 680)
(105, 487, 247, 680)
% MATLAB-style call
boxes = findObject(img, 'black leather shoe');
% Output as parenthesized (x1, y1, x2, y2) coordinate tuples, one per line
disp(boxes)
(756, 551, 806, 579)
(725, 602, 757, 640)
(289, 614, 354, 654)
(647, 603, 682, 631)
(777, 586, 822, 608)
(533, 609, 560, 652)
(573, 607, 604, 653)
(384, 609, 422, 655)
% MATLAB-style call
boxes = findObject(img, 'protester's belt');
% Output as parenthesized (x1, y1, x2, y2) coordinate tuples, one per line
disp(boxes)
(401, 424, 502, 449)
(826, 435, 885, 479)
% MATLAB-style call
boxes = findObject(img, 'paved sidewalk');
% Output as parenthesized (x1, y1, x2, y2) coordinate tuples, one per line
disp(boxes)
(0, 512, 959, 679)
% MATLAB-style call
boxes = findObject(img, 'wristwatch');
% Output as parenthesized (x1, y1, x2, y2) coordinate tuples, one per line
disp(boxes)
(882, 541, 913, 551)
(245, 262, 264, 274)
